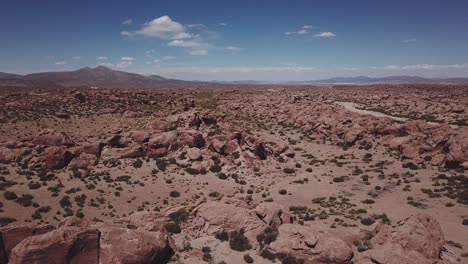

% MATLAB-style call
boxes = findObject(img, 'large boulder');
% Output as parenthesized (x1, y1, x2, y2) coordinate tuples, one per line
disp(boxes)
(67, 153, 98, 170)
(128, 130, 151, 144)
(98, 226, 175, 264)
(28, 146, 73, 170)
(175, 130, 205, 149)
(254, 203, 292, 227)
(33, 129, 74, 147)
(0, 147, 29, 163)
(147, 131, 178, 150)
(193, 200, 266, 247)
(267, 224, 354, 264)
(43, 147, 74, 170)
(101, 145, 144, 159)
(8, 226, 99, 264)
(208, 136, 239, 155)
(353, 242, 431, 264)
(369, 213, 445, 261)
(192, 200, 291, 248)
(146, 147, 168, 159)
(0, 224, 54, 262)
(78, 142, 104, 156)
(120, 212, 170, 232)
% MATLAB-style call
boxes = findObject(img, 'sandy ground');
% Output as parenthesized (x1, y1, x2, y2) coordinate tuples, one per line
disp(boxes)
(0, 85, 467, 262)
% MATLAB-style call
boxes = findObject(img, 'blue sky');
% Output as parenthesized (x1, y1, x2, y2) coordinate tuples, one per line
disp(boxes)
(1, 0, 468, 81)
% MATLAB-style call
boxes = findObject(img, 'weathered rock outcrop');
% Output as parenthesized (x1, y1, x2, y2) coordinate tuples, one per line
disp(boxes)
(9, 226, 99, 264)
(191, 200, 291, 248)
(354, 213, 445, 264)
(267, 224, 354, 264)
(0, 217, 176, 264)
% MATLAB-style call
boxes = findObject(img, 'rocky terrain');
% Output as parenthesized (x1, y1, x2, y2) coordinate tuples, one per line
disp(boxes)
(0, 84, 467, 264)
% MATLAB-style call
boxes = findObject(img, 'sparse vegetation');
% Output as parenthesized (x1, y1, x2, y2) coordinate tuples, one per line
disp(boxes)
(229, 229, 252, 251)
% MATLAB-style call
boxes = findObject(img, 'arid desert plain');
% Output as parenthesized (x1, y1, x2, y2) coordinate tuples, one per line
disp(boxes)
(0, 83, 467, 264)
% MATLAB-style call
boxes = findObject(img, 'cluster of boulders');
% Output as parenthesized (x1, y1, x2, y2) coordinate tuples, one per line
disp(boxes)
(338, 84, 467, 126)
(240, 93, 468, 169)
(0, 111, 272, 173)
(0, 198, 450, 264)
(177, 198, 447, 264)
(0, 217, 175, 264)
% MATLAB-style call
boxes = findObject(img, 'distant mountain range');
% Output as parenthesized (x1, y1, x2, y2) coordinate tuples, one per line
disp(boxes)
(1, 67, 468, 88)
(305, 75, 468, 84)
(0, 66, 190, 88)
(212, 75, 468, 85)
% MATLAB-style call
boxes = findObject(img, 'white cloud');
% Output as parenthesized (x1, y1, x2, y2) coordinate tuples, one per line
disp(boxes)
(187, 24, 205, 28)
(160, 66, 318, 73)
(219, 22, 227, 26)
(121, 56, 134, 61)
(55, 61, 67, 65)
(97, 56, 108, 60)
(285, 26, 313, 35)
(73, 56, 81, 60)
(122, 19, 133, 25)
(171, 32, 192, 39)
(121, 31, 132, 37)
(189, 49, 208, 56)
(315, 32, 336, 38)
(97, 62, 114, 67)
(116, 61, 132, 69)
(145, 50, 156, 57)
(225, 46, 241, 51)
(285, 29, 309, 35)
(162, 56, 175, 60)
(125, 16, 188, 39)
(401, 38, 416, 43)
(167, 39, 200, 48)
(373, 63, 468, 70)
(122, 16, 213, 56)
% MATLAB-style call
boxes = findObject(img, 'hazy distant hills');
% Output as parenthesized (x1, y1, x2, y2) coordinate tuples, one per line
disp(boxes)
(1, 67, 468, 88)
(214, 75, 468, 85)
(0, 66, 188, 88)
(307, 75, 468, 84)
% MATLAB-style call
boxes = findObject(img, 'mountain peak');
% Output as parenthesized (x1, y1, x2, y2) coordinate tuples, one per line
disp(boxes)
(93, 65, 112, 72)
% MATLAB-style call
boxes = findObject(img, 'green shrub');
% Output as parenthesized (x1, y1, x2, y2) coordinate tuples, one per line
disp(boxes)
(278, 189, 287, 195)
(244, 254, 254, 263)
(59, 195, 72, 208)
(169, 190, 181, 198)
(215, 230, 229, 241)
(333, 176, 346, 183)
(132, 159, 143, 168)
(15, 194, 34, 207)
(257, 227, 278, 248)
(28, 182, 41, 190)
(218, 173, 228, 180)
(164, 222, 181, 234)
(156, 159, 167, 171)
(185, 167, 199, 175)
(210, 164, 222, 173)
(4, 191, 17, 200)
(229, 229, 252, 251)
(360, 217, 375, 226)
